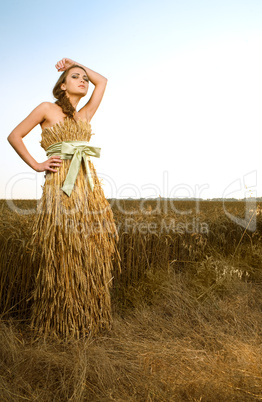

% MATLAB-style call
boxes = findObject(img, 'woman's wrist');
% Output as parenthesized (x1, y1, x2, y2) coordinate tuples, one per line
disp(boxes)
(32, 161, 40, 171)
(25, 157, 40, 172)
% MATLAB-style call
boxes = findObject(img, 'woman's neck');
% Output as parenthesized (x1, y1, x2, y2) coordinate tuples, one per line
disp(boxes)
(66, 94, 82, 109)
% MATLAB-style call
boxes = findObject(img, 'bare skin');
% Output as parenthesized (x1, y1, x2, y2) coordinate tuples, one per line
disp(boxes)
(7, 58, 107, 173)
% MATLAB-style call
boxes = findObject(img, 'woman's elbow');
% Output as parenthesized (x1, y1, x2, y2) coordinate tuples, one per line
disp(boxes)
(102, 77, 108, 86)
(7, 131, 16, 145)
(7, 132, 13, 143)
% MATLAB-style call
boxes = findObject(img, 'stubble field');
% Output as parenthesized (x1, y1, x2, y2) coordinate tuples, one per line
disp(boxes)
(0, 198, 262, 401)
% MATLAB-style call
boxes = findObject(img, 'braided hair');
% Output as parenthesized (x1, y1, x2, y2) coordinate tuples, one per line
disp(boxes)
(52, 65, 88, 119)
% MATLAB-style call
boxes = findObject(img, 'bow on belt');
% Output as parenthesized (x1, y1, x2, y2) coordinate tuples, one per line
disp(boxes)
(46, 141, 101, 197)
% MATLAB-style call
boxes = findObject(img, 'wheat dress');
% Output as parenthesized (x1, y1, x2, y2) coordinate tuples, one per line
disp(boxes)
(30, 117, 120, 339)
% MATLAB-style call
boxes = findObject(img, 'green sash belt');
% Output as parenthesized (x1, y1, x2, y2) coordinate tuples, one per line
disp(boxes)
(46, 141, 101, 197)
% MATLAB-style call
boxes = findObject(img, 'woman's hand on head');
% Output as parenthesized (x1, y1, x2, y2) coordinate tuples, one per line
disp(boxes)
(55, 58, 75, 72)
(35, 156, 62, 173)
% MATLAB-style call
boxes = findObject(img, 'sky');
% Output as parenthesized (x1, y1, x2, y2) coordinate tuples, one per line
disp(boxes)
(1, 0, 262, 200)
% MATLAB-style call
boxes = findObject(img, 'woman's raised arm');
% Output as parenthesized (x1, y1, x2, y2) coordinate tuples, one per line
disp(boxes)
(7, 102, 62, 173)
(55, 58, 108, 121)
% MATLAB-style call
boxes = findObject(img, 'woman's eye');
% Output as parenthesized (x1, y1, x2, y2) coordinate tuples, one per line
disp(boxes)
(84, 78, 89, 82)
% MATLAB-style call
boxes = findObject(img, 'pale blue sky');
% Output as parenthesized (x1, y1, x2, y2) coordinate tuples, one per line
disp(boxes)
(1, 0, 262, 199)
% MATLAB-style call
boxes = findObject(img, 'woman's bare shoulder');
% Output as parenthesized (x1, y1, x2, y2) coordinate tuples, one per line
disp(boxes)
(40, 102, 66, 130)
(37, 101, 57, 111)
(30, 102, 54, 118)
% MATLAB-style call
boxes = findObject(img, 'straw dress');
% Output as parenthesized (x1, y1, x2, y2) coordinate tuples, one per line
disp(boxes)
(30, 117, 119, 339)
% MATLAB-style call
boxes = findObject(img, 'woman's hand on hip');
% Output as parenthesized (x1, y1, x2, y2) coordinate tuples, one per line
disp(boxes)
(35, 156, 62, 173)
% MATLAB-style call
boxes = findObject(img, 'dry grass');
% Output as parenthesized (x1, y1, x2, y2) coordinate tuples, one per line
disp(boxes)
(28, 119, 120, 338)
(0, 199, 262, 401)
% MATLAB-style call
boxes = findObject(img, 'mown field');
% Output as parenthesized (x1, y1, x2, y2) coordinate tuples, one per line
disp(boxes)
(0, 198, 262, 401)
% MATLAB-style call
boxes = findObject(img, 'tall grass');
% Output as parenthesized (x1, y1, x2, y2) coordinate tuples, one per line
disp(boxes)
(0, 199, 262, 401)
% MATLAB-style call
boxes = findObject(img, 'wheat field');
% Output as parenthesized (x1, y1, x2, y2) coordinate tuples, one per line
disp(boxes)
(0, 198, 262, 401)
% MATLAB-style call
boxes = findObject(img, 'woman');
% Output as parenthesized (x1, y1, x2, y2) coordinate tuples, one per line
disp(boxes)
(7, 58, 119, 339)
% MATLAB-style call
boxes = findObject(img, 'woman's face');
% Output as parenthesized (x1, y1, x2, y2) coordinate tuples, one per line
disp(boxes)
(61, 67, 89, 96)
